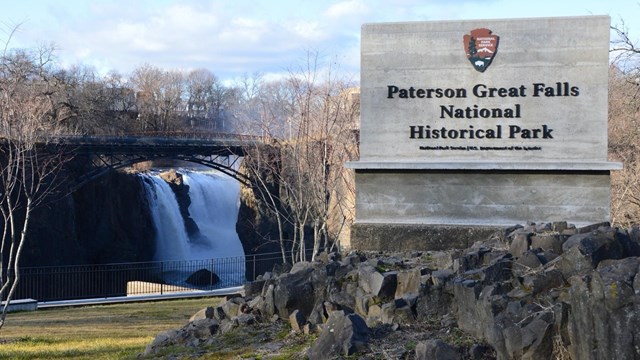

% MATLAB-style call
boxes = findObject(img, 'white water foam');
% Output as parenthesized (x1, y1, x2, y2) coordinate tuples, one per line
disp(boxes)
(141, 170, 245, 286)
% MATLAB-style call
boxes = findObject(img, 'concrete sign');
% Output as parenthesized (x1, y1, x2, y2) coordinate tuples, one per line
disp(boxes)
(357, 16, 611, 167)
(347, 16, 622, 251)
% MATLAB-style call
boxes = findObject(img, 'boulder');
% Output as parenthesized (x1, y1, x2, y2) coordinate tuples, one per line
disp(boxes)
(289, 309, 306, 333)
(415, 339, 460, 360)
(513, 250, 543, 276)
(306, 311, 369, 360)
(395, 268, 421, 298)
(186, 269, 220, 286)
(189, 306, 214, 322)
(559, 229, 625, 278)
(143, 318, 219, 356)
(358, 264, 397, 301)
(530, 233, 564, 254)
(244, 279, 266, 297)
(502, 313, 554, 360)
(509, 232, 531, 257)
(273, 266, 327, 319)
(567, 257, 640, 360)
(521, 269, 565, 295)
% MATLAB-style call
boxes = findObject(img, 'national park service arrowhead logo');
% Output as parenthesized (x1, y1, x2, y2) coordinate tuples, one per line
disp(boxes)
(463, 28, 499, 72)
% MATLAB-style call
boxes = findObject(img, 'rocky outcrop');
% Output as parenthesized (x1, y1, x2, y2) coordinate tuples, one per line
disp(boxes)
(26, 170, 156, 266)
(144, 222, 640, 360)
(452, 222, 640, 360)
(158, 169, 199, 237)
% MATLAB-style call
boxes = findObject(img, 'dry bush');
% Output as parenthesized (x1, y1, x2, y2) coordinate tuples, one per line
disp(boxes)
(608, 66, 640, 226)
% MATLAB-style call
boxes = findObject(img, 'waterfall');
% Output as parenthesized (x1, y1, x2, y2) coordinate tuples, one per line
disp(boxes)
(141, 170, 245, 286)
(182, 172, 244, 260)
(142, 175, 192, 261)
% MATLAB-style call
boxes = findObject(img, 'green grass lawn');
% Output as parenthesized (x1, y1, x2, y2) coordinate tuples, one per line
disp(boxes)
(0, 297, 221, 360)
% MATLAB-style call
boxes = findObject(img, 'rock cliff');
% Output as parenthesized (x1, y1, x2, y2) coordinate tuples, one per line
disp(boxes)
(24, 170, 156, 266)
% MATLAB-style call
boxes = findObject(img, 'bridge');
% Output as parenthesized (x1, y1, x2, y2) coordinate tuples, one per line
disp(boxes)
(51, 133, 263, 190)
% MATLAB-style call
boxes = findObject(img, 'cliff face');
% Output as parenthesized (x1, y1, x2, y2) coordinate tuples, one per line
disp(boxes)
(24, 170, 156, 267)
(23, 167, 273, 267)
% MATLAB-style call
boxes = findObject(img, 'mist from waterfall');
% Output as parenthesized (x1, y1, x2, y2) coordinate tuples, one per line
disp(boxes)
(141, 170, 245, 285)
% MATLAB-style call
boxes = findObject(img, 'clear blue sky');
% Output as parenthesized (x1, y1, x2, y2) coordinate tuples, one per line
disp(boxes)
(2, 0, 638, 82)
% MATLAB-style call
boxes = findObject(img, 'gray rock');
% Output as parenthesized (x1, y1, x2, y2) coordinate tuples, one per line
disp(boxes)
(307, 311, 369, 360)
(355, 293, 374, 317)
(212, 306, 226, 322)
(244, 279, 266, 297)
(431, 269, 454, 287)
(567, 257, 640, 360)
(576, 222, 610, 234)
(143, 318, 219, 355)
(395, 268, 421, 298)
(328, 278, 356, 311)
(289, 260, 314, 274)
(514, 250, 543, 276)
(509, 233, 531, 257)
(263, 284, 276, 317)
(559, 229, 625, 278)
(415, 284, 452, 319)
(551, 221, 569, 233)
(358, 264, 397, 301)
(530, 233, 564, 254)
(521, 269, 565, 295)
(463, 257, 513, 284)
(469, 344, 493, 359)
(456, 247, 491, 272)
(246, 295, 265, 315)
(189, 306, 214, 322)
(143, 328, 180, 355)
(273, 266, 326, 318)
(289, 309, 306, 333)
(221, 297, 245, 318)
(501, 309, 554, 360)
(218, 318, 238, 334)
(380, 301, 396, 324)
(236, 313, 258, 326)
(415, 339, 460, 360)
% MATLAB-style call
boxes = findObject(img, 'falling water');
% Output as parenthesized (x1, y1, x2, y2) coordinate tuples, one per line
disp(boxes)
(142, 175, 192, 261)
(182, 172, 245, 260)
(141, 170, 245, 286)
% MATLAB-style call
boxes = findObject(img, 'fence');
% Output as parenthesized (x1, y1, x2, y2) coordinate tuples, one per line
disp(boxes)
(4, 251, 310, 303)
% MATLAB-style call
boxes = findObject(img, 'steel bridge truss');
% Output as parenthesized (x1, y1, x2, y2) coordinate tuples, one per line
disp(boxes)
(73, 152, 249, 191)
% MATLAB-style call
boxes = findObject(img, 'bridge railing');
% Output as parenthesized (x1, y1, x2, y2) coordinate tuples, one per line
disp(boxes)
(4, 250, 312, 303)
(51, 132, 264, 145)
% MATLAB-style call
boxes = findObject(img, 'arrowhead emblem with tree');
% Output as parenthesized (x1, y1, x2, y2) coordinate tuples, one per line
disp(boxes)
(464, 28, 499, 72)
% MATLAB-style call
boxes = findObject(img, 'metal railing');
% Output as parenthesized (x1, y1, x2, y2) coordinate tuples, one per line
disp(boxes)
(4, 251, 311, 303)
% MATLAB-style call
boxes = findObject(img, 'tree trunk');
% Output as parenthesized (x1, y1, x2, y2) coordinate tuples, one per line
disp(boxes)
(0, 198, 32, 330)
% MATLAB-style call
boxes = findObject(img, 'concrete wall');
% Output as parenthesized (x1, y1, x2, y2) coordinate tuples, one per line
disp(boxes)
(355, 171, 611, 227)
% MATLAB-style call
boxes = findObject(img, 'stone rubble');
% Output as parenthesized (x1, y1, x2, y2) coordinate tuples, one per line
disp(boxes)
(143, 221, 640, 360)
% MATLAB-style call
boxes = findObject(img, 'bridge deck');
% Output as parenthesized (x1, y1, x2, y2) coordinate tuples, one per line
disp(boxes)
(52, 134, 260, 156)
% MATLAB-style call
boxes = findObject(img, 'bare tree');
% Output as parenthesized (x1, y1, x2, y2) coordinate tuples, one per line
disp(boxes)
(611, 20, 640, 83)
(184, 68, 230, 131)
(232, 73, 295, 262)
(279, 52, 359, 261)
(237, 52, 359, 263)
(609, 21, 640, 226)
(0, 36, 72, 329)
